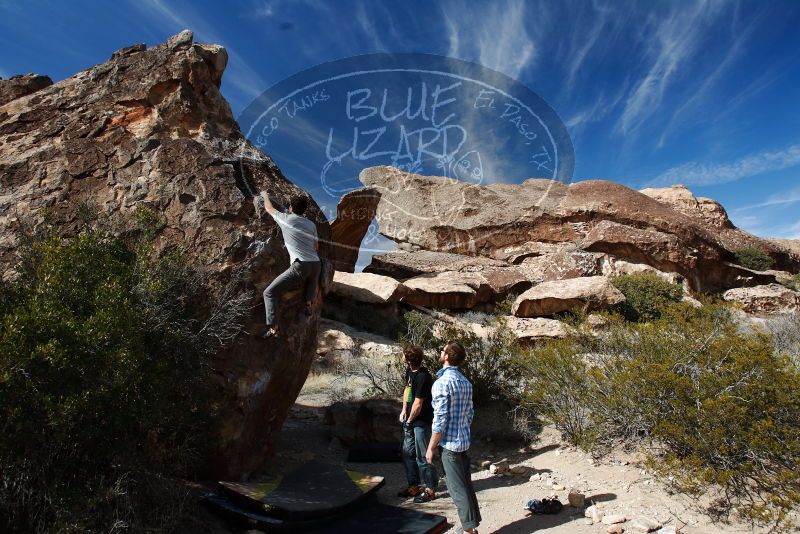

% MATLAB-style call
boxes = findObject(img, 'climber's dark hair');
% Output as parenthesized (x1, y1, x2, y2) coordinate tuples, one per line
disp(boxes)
(289, 195, 308, 215)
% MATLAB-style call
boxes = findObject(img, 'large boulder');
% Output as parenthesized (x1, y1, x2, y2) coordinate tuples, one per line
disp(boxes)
(365, 248, 508, 279)
(403, 271, 484, 309)
(360, 166, 799, 292)
(723, 284, 800, 315)
(329, 187, 381, 272)
(331, 270, 406, 304)
(512, 276, 625, 317)
(516, 250, 603, 284)
(0, 31, 330, 479)
(0, 73, 53, 106)
(503, 316, 572, 341)
(640, 184, 733, 229)
(316, 318, 397, 367)
(325, 399, 403, 445)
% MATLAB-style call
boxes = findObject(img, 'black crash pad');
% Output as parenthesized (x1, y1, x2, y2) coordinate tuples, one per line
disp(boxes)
(202, 493, 448, 534)
(218, 460, 384, 520)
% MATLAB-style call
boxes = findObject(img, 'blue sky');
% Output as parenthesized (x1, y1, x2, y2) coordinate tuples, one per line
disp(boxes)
(1, 0, 799, 240)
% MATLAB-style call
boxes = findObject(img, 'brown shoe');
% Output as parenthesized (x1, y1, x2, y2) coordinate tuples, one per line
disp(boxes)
(397, 485, 422, 498)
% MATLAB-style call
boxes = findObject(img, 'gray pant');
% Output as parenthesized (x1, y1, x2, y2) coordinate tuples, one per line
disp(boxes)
(263, 260, 321, 326)
(442, 448, 481, 531)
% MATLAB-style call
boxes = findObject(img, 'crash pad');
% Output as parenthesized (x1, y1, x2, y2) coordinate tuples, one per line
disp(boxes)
(218, 460, 384, 520)
(202, 493, 448, 534)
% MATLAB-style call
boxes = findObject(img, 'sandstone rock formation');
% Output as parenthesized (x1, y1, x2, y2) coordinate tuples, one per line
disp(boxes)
(0, 73, 53, 106)
(0, 31, 330, 478)
(331, 270, 406, 304)
(359, 166, 799, 292)
(502, 316, 571, 341)
(316, 318, 397, 367)
(771, 238, 800, 258)
(329, 187, 381, 272)
(640, 184, 733, 228)
(512, 276, 625, 317)
(723, 284, 800, 315)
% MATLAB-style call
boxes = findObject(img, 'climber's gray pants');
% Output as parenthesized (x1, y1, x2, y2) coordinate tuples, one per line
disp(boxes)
(263, 260, 321, 326)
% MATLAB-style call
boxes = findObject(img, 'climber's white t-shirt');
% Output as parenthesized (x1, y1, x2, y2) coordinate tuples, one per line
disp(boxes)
(273, 212, 319, 264)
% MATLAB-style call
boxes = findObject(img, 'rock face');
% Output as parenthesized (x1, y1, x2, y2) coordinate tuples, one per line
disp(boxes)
(325, 399, 403, 445)
(640, 184, 733, 228)
(360, 166, 799, 292)
(0, 31, 330, 478)
(331, 271, 406, 304)
(0, 73, 53, 106)
(723, 284, 800, 315)
(512, 276, 625, 317)
(329, 188, 381, 272)
(316, 318, 397, 367)
(503, 316, 571, 341)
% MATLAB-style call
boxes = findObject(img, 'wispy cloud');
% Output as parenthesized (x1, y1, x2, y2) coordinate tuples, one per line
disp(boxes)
(251, 1, 274, 18)
(651, 143, 800, 187)
(733, 186, 800, 211)
(444, 0, 538, 79)
(656, 9, 760, 148)
(734, 214, 800, 239)
(616, 0, 727, 135)
(0, 67, 8, 79)
(565, 80, 629, 133)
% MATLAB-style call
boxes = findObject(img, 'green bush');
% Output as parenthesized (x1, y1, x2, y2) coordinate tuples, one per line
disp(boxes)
(781, 273, 800, 291)
(735, 247, 775, 271)
(0, 227, 241, 532)
(521, 302, 800, 527)
(401, 311, 523, 405)
(611, 273, 684, 322)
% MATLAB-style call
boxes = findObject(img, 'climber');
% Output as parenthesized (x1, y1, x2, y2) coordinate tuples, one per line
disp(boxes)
(259, 191, 320, 339)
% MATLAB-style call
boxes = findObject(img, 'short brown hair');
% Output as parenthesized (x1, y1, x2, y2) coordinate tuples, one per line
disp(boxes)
(403, 345, 424, 367)
(289, 194, 309, 215)
(443, 342, 466, 366)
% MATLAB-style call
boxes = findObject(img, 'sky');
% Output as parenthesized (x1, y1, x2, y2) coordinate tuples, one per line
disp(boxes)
(1, 0, 799, 244)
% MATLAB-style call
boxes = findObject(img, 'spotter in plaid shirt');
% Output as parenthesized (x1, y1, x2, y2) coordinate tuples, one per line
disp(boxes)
(431, 366, 474, 452)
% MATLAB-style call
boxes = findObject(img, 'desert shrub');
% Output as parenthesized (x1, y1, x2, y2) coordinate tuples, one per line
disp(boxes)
(735, 247, 775, 271)
(518, 339, 597, 448)
(611, 273, 683, 322)
(522, 302, 800, 527)
(329, 345, 406, 401)
(780, 273, 800, 291)
(401, 311, 524, 405)
(0, 226, 245, 532)
(764, 312, 800, 369)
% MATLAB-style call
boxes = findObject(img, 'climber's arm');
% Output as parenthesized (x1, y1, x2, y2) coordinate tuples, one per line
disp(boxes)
(260, 191, 284, 219)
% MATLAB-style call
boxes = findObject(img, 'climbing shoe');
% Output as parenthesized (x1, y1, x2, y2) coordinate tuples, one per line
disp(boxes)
(413, 488, 436, 503)
(397, 485, 422, 498)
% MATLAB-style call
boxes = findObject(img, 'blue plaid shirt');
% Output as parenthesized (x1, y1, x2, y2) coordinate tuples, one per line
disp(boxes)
(431, 366, 474, 452)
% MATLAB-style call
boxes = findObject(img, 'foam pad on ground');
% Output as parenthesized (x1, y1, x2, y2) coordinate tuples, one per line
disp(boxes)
(218, 460, 384, 520)
(203, 492, 448, 534)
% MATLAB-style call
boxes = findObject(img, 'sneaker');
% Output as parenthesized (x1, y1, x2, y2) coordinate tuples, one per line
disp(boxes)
(396, 485, 422, 498)
(413, 488, 436, 503)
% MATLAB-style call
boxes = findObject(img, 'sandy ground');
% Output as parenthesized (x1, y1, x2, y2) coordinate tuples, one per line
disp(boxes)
(254, 385, 793, 534)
